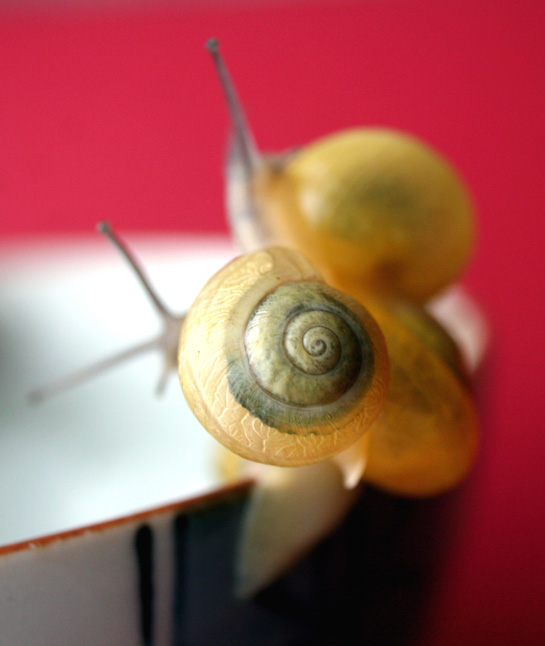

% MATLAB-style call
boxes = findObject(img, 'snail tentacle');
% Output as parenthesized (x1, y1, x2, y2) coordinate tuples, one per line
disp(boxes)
(30, 224, 186, 402)
(206, 38, 259, 180)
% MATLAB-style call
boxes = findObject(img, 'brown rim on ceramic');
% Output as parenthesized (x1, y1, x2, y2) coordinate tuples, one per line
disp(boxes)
(0, 479, 254, 557)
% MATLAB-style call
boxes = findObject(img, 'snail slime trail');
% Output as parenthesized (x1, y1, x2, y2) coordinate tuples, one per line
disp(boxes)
(226, 282, 375, 433)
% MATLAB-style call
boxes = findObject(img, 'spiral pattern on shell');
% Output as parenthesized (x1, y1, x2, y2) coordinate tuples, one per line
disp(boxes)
(229, 282, 373, 430)
(179, 247, 389, 467)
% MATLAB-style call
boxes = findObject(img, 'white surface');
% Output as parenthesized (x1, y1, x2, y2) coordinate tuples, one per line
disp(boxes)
(0, 507, 179, 646)
(0, 234, 236, 547)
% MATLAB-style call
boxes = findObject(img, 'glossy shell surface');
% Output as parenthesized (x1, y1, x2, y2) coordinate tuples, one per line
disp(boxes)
(252, 128, 474, 303)
(178, 247, 388, 467)
(359, 298, 478, 496)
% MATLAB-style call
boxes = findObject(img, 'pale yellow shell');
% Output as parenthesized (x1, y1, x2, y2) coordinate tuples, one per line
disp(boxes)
(178, 247, 389, 467)
(352, 296, 479, 496)
(251, 128, 475, 304)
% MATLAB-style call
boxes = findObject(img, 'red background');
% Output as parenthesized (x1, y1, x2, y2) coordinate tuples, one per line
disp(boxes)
(2, 1, 545, 644)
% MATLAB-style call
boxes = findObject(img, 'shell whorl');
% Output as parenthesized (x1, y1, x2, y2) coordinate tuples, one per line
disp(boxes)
(230, 282, 372, 426)
(179, 247, 388, 467)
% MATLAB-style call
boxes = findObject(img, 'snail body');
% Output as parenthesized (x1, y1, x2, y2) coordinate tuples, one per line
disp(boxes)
(178, 246, 389, 467)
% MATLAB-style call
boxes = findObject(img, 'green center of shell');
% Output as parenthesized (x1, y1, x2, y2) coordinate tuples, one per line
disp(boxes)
(226, 282, 375, 434)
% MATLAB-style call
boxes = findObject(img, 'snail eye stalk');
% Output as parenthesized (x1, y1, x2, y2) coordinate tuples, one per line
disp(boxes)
(29, 223, 185, 403)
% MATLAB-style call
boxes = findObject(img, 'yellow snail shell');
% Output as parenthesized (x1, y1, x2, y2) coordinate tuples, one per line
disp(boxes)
(206, 41, 475, 304)
(178, 247, 389, 467)
(251, 128, 475, 304)
(338, 296, 479, 496)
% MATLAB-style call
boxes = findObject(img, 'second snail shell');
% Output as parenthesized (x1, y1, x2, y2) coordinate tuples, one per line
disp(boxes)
(248, 128, 475, 304)
(347, 297, 479, 496)
(178, 247, 389, 467)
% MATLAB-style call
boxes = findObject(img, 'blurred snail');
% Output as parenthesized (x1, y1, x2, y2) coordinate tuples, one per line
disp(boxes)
(334, 295, 478, 496)
(207, 39, 475, 304)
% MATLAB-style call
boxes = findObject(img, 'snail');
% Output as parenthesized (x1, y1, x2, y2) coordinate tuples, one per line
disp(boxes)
(30, 41, 480, 491)
(203, 40, 480, 496)
(178, 245, 389, 467)
(171, 238, 476, 495)
(177, 243, 477, 495)
(207, 39, 475, 304)
(30, 225, 477, 496)
(28, 223, 481, 595)
(25, 39, 485, 598)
